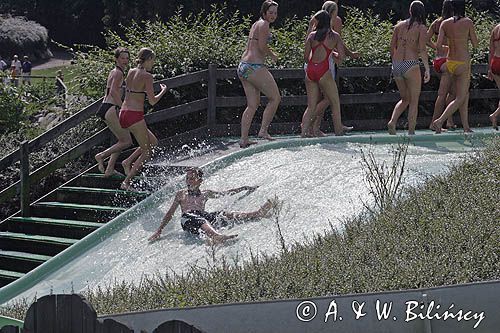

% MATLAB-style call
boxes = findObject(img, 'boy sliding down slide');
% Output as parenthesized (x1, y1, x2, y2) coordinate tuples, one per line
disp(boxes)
(149, 168, 277, 244)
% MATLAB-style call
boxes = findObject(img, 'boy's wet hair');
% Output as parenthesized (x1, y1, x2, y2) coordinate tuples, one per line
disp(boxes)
(186, 167, 203, 178)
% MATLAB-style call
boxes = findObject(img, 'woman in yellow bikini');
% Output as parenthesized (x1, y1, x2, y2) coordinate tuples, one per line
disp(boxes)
(427, 0, 457, 131)
(432, 0, 478, 133)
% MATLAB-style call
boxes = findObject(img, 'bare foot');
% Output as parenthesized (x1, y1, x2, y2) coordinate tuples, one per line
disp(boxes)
(122, 161, 131, 176)
(489, 113, 498, 130)
(387, 122, 396, 135)
(343, 125, 354, 133)
(446, 122, 457, 131)
(463, 128, 474, 133)
(239, 140, 258, 149)
(432, 120, 443, 134)
(408, 130, 415, 135)
(257, 199, 277, 218)
(258, 132, 275, 141)
(312, 130, 326, 137)
(120, 180, 135, 191)
(95, 154, 105, 174)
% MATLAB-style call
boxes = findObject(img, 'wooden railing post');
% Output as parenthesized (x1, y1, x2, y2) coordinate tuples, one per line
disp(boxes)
(20, 140, 30, 216)
(207, 64, 217, 130)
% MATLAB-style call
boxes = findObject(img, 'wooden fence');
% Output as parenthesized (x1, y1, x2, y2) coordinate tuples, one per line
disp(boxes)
(0, 294, 205, 333)
(0, 64, 498, 215)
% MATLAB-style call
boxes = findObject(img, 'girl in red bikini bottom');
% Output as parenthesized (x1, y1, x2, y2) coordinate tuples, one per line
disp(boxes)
(119, 109, 144, 128)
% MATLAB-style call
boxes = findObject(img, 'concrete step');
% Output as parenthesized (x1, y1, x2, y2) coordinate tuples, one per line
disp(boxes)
(54, 186, 148, 208)
(0, 269, 24, 288)
(31, 202, 127, 223)
(2, 216, 102, 239)
(0, 250, 52, 274)
(0, 231, 78, 257)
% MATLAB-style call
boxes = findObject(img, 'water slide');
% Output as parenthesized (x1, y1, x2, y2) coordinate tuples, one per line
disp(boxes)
(0, 130, 494, 305)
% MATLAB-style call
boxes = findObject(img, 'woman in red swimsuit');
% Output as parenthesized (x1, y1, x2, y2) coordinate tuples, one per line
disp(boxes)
(488, 23, 500, 130)
(302, 10, 345, 137)
(119, 48, 168, 190)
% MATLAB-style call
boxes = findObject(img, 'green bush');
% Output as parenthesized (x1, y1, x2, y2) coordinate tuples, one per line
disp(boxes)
(0, 84, 27, 133)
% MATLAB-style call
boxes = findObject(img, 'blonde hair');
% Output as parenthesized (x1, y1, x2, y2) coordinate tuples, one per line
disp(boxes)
(322, 1, 338, 16)
(136, 47, 155, 65)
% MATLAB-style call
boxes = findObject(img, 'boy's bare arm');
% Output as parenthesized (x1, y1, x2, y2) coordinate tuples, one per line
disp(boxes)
(206, 186, 258, 198)
(148, 191, 182, 241)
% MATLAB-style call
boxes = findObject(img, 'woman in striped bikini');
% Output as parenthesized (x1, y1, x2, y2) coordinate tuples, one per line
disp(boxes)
(488, 23, 500, 130)
(431, 0, 478, 133)
(237, 0, 281, 148)
(388, 1, 430, 135)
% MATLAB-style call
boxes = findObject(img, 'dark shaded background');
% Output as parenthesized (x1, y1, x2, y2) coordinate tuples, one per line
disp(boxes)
(1, 0, 499, 47)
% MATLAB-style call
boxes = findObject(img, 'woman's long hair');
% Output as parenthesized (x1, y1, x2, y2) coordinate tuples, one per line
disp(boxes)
(408, 1, 426, 30)
(441, 0, 454, 20)
(313, 10, 331, 41)
(452, 0, 465, 22)
(322, 1, 337, 16)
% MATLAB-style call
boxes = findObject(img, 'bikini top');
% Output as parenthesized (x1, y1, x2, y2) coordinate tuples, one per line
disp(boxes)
(126, 89, 146, 95)
(249, 32, 273, 43)
(309, 40, 333, 65)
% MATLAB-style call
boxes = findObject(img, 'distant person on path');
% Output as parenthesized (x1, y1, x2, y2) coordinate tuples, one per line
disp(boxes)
(55, 70, 67, 109)
(238, 0, 281, 148)
(11, 55, 22, 86)
(302, 10, 346, 136)
(427, 0, 457, 131)
(21, 56, 32, 85)
(0, 57, 7, 84)
(387, 0, 430, 135)
(307, 0, 359, 137)
(119, 47, 168, 190)
(95, 48, 138, 177)
(432, 0, 478, 133)
(488, 23, 500, 130)
(149, 168, 277, 244)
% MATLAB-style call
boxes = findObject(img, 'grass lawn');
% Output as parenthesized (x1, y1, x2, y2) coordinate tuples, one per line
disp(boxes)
(31, 65, 78, 92)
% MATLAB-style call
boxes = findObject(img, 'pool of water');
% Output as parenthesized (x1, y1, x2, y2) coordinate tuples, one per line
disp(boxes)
(10, 139, 477, 302)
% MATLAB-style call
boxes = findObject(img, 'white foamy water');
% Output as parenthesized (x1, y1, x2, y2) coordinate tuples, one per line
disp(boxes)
(12, 141, 470, 301)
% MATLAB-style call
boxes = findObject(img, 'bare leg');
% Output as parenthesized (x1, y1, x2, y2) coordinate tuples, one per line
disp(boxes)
(239, 79, 260, 148)
(302, 78, 320, 137)
(201, 223, 237, 244)
(459, 92, 472, 133)
(121, 121, 156, 190)
(122, 147, 142, 176)
(318, 72, 344, 135)
(312, 98, 329, 137)
(388, 76, 410, 135)
(433, 65, 471, 133)
(430, 73, 452, 130)
(490, 75, 500, 130)
(223, 198, 276, 220)
(95, 106, 132, 176)
(405, 66, 423, 135)
(245, 68, 281, 141)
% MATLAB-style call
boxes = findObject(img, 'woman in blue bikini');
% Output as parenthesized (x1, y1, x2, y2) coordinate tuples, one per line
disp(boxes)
(388, 0, 430, 135)
(237, 0, 281, 148)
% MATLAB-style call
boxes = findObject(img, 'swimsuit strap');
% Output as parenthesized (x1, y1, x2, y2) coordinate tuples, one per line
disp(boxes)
(126, 88, 146, 95)
(115, 65, 124, 75)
